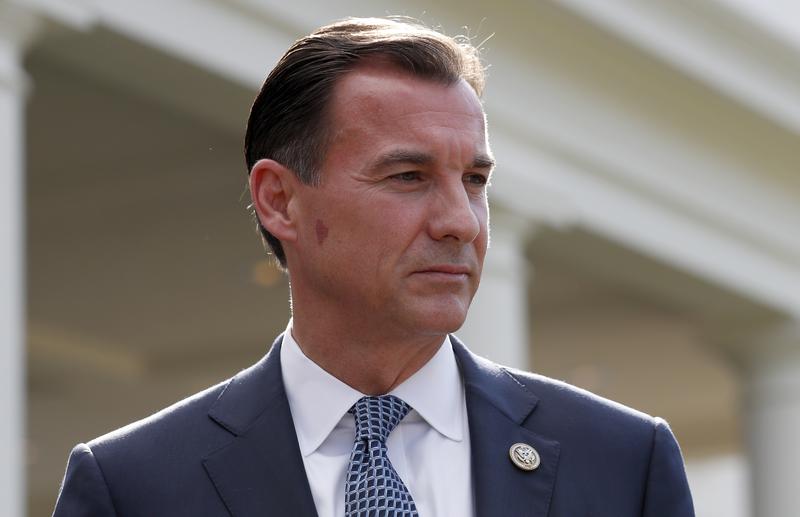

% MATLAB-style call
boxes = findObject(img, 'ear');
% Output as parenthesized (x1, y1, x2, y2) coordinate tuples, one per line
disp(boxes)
(249, 159, 298, 243)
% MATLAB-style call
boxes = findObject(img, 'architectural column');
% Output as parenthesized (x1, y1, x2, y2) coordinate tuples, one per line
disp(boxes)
(725, 322, 800, 517)
(458, 209, 534, 369)
(0, 2, 40, 516)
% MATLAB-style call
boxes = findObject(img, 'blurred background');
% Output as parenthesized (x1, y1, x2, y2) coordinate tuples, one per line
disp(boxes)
(2, 0, 799, 515)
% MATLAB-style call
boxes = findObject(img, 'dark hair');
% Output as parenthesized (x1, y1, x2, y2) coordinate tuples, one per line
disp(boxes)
(244, 17, 486, 267)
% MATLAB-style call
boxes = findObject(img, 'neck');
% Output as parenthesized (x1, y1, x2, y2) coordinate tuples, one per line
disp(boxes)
(290, 311, 445, 395)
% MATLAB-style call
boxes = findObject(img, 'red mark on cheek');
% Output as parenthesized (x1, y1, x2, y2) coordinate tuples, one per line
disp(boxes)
(315, 219, 329, 245)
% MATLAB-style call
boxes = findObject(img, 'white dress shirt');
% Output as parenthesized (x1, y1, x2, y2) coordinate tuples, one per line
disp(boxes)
(280, 320, 474, 517)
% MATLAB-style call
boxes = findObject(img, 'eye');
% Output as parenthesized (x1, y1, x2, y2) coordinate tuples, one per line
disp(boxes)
(464, 173, 489, 186)
(391, 171, 422, 182)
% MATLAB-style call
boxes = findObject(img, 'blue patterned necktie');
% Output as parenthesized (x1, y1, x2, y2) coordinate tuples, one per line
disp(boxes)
(345, 395, 419, 517)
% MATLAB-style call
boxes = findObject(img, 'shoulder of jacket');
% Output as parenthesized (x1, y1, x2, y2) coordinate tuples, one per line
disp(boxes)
(502, 365, 658, 432)
(86, 376, 232, 451)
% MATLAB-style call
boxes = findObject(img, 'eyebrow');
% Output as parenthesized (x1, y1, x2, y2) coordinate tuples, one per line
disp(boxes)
(371, 149, 496, 171)
(472, 154, 496, 170)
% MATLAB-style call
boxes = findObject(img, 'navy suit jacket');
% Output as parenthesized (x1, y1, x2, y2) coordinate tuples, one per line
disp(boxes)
(54, 335, 694, 516)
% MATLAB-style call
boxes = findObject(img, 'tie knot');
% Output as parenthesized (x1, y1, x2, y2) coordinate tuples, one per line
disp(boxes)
(349, 395, 411, 443)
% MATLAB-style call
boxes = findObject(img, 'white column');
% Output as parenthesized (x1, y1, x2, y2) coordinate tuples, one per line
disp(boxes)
(458, 210, 533, 369)
(685, 454, 749, 517)
(0, 3, 39, 516)
(722, 322, 800, 517)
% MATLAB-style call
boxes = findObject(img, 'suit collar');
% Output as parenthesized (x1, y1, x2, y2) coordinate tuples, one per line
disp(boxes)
(452, 335, 561, 517)
(451, 335, 540, 424)
(203, 334, 318, 517)
(207, 335, 284, 436)
(208, 332, 542, 436)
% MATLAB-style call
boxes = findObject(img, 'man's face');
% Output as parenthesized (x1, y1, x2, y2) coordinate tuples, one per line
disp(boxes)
(287, 64, 492, 338)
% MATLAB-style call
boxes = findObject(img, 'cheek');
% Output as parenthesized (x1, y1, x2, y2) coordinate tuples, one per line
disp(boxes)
(477, 210, 490, 255)
(315, 219, 329, 246)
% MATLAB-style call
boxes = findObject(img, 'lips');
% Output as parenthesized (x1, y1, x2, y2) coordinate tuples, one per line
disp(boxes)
(413, 264, 471, 276)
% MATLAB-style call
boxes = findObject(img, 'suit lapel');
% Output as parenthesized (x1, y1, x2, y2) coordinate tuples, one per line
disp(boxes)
(452, 336, 560, 517)
(202, 335, 318, 517)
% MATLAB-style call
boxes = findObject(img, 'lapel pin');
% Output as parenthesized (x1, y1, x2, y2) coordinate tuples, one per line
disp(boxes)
(509, 442, 540, 471)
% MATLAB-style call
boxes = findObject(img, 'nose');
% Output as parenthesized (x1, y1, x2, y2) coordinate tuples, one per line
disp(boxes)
(426, 179, 482, 243)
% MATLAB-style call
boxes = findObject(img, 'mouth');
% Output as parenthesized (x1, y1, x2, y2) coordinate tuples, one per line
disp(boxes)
(412, 264, 471, 277)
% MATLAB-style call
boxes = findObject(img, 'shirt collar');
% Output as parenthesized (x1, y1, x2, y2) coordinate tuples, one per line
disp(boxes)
(280, 320, 465, 457)
(389, 334, 465, 443)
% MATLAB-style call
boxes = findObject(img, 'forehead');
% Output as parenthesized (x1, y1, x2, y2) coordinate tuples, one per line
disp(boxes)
(327, 64, 487, 142)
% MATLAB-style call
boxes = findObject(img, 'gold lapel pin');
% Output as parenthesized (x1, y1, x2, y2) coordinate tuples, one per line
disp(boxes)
(509, 442, 540, 471)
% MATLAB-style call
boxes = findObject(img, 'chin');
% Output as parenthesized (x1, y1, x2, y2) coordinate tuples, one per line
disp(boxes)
(389, 291, 474, 336)
(408, 303, 470, 336)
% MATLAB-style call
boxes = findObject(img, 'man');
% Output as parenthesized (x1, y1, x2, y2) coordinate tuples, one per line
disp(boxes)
(54, 17, 695, 517)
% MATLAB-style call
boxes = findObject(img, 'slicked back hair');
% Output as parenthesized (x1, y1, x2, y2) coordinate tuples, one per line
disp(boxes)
(244, 17, 487, 267)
